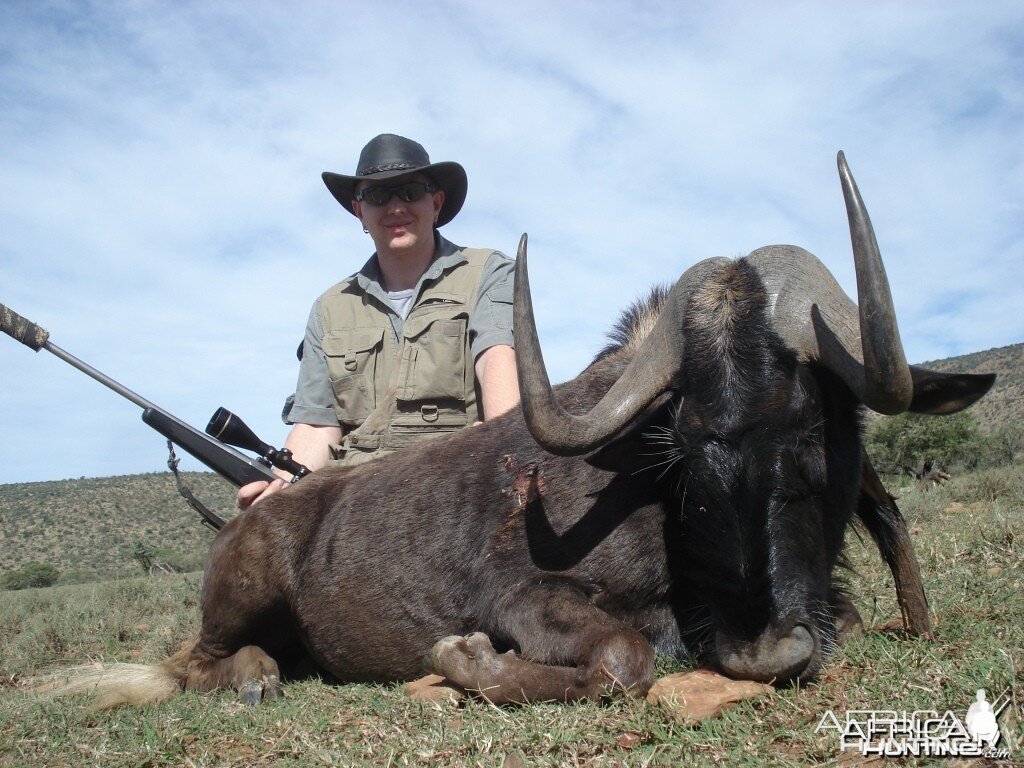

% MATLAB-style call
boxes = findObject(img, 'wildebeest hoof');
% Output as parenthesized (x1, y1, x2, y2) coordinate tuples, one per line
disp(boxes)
(263, 674, 283, 701)
(237, 674, 283, 705)
(424, 632, 503, 688)
(238, 680, 262, 705)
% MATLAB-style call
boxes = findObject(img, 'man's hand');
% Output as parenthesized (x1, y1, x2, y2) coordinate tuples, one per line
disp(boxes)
(234, 422, 342, 510)
(237, 478, 289, 511)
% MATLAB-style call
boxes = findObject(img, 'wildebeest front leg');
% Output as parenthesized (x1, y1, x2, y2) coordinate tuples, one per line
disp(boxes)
(185, 519, 292, 704)
(186, 645, 283, 705)
(425, 576, 654, 703)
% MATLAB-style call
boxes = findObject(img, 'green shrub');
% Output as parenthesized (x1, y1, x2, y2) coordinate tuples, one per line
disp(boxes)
(2, 562, 59, 590)
(945, 464, 1024, 505)
(131, 540, 204, 574)
(866, 410, 1012, 474)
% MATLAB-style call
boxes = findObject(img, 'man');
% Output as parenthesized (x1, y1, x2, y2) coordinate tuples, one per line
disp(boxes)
(239, 134, 518, 509)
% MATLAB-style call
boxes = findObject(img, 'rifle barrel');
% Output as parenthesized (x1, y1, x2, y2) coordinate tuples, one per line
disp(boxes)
(2, 300, 280, 489)
(43, 340, 159, 412)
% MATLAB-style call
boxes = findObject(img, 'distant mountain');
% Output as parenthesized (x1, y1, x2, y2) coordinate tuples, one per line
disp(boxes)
(916, 342, 1023, 432)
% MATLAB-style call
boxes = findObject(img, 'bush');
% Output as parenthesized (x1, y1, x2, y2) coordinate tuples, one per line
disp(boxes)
(2, 562, 59, 590)
(945, 464, 1024, 505)
(866, 410, 1013, 475)
(132, 540, 203, 575)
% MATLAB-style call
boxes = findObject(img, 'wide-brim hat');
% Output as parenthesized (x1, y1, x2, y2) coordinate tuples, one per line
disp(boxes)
(322, 134, 467, 227)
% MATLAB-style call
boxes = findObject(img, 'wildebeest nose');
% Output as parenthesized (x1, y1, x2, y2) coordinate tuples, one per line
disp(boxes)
(715, 623, 815, 684)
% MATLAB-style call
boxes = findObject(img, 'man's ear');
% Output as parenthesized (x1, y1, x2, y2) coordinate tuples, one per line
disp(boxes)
(433, 189, 445, 221)
(586, 392, 674, 474)
(353, 200, 363, 218)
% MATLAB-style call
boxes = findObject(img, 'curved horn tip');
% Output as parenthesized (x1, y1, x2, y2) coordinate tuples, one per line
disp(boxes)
(517, 233, 528, 260)
(837, 150, 852, 178)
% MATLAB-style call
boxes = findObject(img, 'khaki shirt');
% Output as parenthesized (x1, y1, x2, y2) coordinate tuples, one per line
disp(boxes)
(284, 235, 514, 462)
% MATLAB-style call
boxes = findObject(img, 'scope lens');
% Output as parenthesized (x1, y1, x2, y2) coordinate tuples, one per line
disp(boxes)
(206, 407, 231, 438)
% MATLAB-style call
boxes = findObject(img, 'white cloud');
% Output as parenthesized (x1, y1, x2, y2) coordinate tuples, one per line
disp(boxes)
(1, 0, 1021, 483)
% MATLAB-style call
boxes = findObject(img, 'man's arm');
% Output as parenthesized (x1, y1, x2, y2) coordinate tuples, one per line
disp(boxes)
(236, 422, 342, 509)
(469, 251, 518, 421)
(475, 343, 519, 420)
(281, 422, 343, 472)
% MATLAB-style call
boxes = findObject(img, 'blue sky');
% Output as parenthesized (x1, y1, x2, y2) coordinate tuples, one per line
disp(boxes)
(1, 1, 1022, 484)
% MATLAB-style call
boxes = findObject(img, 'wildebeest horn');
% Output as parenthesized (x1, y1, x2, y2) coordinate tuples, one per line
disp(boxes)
(514, 234, 726, 454)
(748, 152, 913, 414)
(516, 153, 915, 455)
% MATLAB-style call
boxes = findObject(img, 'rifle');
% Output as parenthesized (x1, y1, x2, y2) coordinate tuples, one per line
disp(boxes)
(0, 302, 310, 530)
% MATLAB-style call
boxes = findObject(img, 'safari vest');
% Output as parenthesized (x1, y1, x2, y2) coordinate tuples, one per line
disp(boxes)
(319, 248, 492, 465)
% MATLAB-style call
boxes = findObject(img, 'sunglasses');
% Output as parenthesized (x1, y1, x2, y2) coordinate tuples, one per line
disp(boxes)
(355, 181, 437, 206)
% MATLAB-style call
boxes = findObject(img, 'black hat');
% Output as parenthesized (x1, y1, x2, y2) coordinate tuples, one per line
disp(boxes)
(322, 134, 468, 227)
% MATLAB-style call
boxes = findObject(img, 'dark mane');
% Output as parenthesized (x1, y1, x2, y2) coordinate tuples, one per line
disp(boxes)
(679, 259, 795, 424)
(593, 284, 672, 363)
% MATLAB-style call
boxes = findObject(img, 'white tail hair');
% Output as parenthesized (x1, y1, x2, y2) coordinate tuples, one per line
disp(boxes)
(33, 637, 194, 710)
(35, 662, 181, 710)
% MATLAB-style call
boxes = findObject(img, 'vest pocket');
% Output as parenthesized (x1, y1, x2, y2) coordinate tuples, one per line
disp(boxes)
(322, 328, 385, 425)
(396, 309, 468, 403)
(487, 283, 514, 330)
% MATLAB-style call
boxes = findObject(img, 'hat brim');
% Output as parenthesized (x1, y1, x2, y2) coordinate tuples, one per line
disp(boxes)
(322, 161, 467, 227)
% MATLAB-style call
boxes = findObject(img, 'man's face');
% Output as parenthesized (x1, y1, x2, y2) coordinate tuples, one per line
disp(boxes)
(353, 172, 445, 258)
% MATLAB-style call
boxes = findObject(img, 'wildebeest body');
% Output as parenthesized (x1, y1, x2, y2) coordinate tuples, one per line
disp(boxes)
(205, 351, 682, 684)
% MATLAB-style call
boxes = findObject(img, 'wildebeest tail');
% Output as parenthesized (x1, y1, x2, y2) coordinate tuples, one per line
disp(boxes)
(856, 452, 933, 638)
(35, 634, 196, 710)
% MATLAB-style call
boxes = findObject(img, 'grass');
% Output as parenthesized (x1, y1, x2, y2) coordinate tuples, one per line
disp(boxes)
(0, 464, 1022, 767)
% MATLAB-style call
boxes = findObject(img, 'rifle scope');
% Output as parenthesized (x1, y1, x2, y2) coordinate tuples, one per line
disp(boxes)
(206, 407, 311, 481)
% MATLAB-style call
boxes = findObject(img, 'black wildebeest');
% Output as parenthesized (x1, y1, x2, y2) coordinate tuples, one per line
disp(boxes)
(66, 153, 992, 708)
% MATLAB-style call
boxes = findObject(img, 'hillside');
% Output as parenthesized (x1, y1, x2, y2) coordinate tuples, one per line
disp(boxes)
(916, 341, 1023, 431)
(0, 472, 236, 584)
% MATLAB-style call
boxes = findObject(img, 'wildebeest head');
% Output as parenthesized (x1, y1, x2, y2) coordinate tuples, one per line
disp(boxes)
(513, 153, 994, 683)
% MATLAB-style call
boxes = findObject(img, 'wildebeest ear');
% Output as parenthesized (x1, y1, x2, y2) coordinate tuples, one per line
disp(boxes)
(907, 365, 996, 414)
(586, 392, 674, 473)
